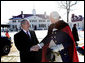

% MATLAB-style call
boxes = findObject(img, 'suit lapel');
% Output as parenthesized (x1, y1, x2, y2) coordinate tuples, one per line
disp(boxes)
(21, 30, 27, 36)
(20, 30, 30, 39)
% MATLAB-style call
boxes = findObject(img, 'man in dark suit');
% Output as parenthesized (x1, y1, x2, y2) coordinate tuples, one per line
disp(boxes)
(14, 19, 41, 62)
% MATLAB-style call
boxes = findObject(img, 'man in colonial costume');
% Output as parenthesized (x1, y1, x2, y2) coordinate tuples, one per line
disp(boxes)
(30, 11, 79, 62)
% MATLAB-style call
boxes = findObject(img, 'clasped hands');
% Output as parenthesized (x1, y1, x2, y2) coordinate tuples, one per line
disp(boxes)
(30, 45, 40, 51)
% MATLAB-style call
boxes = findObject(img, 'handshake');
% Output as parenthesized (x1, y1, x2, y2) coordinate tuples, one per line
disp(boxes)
(30, 45, 40, 51)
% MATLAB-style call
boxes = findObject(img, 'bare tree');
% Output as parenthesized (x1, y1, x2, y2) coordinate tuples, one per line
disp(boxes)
(57, 1, 77, 22)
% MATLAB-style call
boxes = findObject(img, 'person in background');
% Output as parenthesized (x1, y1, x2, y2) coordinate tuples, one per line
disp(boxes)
(5, 30, 10, 38)
(72, 24, 79, 46)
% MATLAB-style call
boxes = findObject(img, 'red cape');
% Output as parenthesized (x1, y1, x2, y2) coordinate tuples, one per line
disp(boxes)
(41, 26, 79, 62)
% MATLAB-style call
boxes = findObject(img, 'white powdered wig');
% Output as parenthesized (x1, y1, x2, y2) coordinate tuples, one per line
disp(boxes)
(50, 11, 61, 21)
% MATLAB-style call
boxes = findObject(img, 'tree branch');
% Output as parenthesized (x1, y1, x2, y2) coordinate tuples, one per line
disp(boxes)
(61, 1, 67, 9)
(70, 1, 77, 7)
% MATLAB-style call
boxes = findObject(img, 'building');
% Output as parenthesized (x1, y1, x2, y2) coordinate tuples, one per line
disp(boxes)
(68, 14, 84, 30)
(9, 9, 51, 31)
(1, 24, 10, 32)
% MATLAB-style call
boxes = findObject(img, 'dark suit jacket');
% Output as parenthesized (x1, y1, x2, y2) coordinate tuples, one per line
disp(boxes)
(14, 30, 41, 62)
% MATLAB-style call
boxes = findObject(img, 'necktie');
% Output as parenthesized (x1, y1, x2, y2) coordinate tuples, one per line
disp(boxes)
(26, 31, 31, 39)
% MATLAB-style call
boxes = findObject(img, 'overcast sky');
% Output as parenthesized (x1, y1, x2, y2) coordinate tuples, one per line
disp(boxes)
(1, 1, 84, 24)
